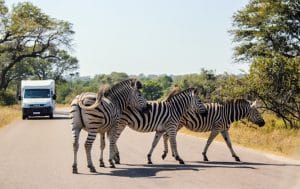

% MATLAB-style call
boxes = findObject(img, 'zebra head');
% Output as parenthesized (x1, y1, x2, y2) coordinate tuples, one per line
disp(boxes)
(246, 101, 265, 127)
(189, 88, 208, 116)
(127, 79, 151, 112)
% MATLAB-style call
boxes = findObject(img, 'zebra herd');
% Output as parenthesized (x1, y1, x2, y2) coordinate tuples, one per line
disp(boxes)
(70, 78, 265, 174)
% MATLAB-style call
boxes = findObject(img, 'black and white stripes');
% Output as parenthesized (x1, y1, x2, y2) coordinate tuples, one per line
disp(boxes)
(70, 79, 149, 173)
(161, 99, 265, 162)
(116, 88, 208, 164)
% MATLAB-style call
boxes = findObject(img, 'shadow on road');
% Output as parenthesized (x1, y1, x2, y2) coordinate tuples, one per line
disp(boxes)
(195, 161, 300, 167)
(76, 163, 256, 178)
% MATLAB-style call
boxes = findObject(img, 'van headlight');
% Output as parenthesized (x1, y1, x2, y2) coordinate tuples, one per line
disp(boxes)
(22, 103, 30, 108)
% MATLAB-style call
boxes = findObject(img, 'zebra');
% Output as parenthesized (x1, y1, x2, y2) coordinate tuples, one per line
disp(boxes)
(70, 79, 150, 173)
(159, 99, 265, 162)
(113, 88, 208, 165)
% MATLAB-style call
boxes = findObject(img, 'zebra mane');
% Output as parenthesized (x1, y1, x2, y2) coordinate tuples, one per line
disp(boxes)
(78, 79, 139, 110)
(97, 84, 110, 100)
(164, 85, 181, 101)
(165, 87, 196, 102)
(104, 78, 140, 97)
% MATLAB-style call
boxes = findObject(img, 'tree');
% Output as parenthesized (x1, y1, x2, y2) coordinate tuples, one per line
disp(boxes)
(28, 50, 78, 81)
(231, 0, 300, 127)
(231, 0, 300, 62)
(0, 1, 74, 92)
(142, 80, 163, 100)
(156, 75, 173, 90)
(214, 73, 250, 102)
(176, 69, 217, 101)
(247, 55, 299, 127)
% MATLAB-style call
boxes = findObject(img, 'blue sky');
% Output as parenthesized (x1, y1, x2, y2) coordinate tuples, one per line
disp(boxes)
(6, 0, 249, 76)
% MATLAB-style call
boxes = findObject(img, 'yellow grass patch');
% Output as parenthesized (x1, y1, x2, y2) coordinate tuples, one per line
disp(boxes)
(0, 105, 21, 128)
(180, 113, 300, 160)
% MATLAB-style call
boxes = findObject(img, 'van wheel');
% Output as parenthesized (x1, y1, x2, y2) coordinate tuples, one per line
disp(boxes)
(22, 114, 27, 120)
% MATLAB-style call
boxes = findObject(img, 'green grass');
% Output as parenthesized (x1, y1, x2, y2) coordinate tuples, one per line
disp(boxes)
(180, 113, 300, 160)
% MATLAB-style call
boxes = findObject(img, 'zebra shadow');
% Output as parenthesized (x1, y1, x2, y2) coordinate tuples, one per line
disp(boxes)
(193, 161, 300, 168)
(77, 163, 255, 178)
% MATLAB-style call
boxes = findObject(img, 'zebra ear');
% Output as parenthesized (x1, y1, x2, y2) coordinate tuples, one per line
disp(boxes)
(135, 80, 143, 89)
(251, 100, 257, 107)
(131, 79, 142, 89)
(194, 88, 199, 95)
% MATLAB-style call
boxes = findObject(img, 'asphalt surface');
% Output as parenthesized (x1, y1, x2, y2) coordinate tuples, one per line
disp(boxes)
(0, 109, 300, 189)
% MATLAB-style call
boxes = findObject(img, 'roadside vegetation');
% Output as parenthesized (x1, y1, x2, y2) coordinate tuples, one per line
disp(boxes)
(0, 105, 21, 128)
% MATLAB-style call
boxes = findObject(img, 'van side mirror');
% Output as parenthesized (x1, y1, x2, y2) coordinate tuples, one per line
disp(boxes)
(52, 94, 56, 100)
(18, 95, 21, 101)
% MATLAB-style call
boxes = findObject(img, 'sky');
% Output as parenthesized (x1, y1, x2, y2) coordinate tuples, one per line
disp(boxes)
(6, 0, 249, 77)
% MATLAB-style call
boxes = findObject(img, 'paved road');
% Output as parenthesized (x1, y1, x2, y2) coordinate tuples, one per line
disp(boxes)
(0, 110, 300, 189)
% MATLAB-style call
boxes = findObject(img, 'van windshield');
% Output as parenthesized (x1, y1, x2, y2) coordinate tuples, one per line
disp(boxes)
(24, 89, 50, 98)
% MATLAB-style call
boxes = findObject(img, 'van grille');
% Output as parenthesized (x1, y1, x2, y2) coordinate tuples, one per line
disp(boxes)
(29, 104, 45, 107)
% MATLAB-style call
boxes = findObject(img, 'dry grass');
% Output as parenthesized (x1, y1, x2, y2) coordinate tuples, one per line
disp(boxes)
(180, 113, 300, 160)
(0, 105, 21, 128)
(56, 103, 70, 108)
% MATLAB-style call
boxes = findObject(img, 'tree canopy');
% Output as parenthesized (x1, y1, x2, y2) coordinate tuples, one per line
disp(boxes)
(0, 1, 78, 94)
(231, 0, 300, 127)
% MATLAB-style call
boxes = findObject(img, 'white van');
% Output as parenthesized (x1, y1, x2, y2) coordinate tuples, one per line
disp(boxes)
(20, 80, 56, 119)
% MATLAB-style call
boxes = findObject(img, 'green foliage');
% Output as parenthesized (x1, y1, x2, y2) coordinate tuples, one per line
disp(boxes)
(231, 0, 300, 128)
(213, 73, 250, 102)
(175, 69, 217, 101)
(0, 1, 77, 94)
(0, 89, 17, 105)
(231, 0, 300, 62)
(247, 54, 300, 127)
(142, 80, 163, 100)
(156, 75, 173, 90)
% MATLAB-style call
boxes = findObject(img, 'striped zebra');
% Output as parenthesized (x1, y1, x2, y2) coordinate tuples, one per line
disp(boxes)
(70, 79, 150, 173)
(114, 88, 208, 165)
(160, 99, 265, 162)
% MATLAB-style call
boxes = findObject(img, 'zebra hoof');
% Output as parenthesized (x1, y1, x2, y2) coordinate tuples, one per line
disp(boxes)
(99, 163, 105, 167)
(109, 159, 116, 168)
(202, 153, 209, 161)
(234, 156, 241, 162)
(72, 167, 78, 174)
(179, 160, 185, 164)
(161, 153, 167, 160)
(115, 153, 120, 161)
(88, 165, 96, 173)
(99, 160, 105, 167)
(148, 161, 153, 164)
(113, 157, 120, 164)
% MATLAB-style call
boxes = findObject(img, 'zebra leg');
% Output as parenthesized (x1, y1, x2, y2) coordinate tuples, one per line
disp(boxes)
(147, 131, 164, 164)
(221, 130, 240, 162)
(161, 133, 169, 160)
(167, 129, 184, 164)
(114, 145, 120, 164)
(202, 130, 219, 161)
(108, 126, 119, 168)
(84, 131, 97, 173)
(72, 127, 81, 174)
(110, 125, 126, 164)
(99, 132, 105, 167)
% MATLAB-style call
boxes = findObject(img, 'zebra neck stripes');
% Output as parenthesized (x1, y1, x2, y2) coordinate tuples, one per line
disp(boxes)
(224, 100, 250, 124)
